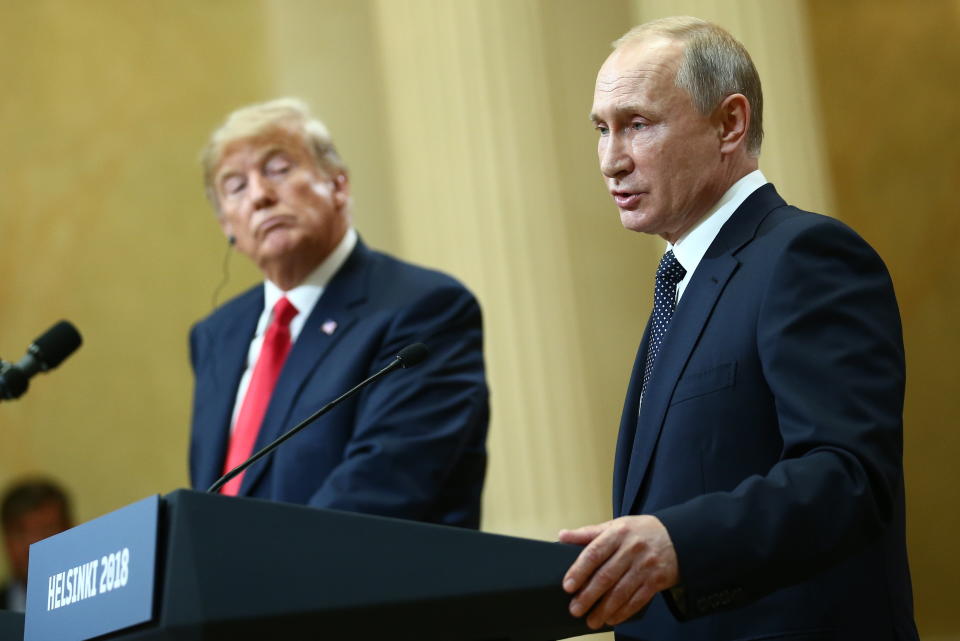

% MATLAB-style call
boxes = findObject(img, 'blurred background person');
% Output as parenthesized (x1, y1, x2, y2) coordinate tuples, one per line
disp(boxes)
(1, 477, 73, 612)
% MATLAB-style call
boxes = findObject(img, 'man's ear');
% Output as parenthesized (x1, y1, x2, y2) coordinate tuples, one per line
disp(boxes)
(332, 172, 351, 208)
(716, 93, 751, 154)
(217, 215, 235, 245)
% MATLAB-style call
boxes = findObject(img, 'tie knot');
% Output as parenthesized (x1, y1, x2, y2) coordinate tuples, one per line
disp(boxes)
(272, 296, 298, 327)
(656, 250, 686, 285)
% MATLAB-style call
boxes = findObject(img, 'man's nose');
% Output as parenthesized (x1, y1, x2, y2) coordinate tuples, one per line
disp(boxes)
(248, 173, 278, 210)
(599, 135, 633, 179)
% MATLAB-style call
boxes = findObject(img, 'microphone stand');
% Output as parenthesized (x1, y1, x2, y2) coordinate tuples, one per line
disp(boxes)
(0, 359, 28, 400)
(207, 344, 427, 494)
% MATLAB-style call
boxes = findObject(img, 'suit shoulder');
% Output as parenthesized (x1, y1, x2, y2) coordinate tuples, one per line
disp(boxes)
(760, 202, 863, 241)
(735, 199, 897, 309)
(755, 204, 883, 261)
(191, 284, 262, 334)
(364, 248, 477, 301)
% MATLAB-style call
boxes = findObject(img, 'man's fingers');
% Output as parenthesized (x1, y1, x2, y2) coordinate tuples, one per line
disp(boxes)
(558, 521, 610, 545)
(605, 581, 655, 626)
(583, 561, 646, 628)
(561, 522, 615, 594)
(562, 527, 618, 595)
(567, 539, 633, 616)
(563, 515, 679, 628)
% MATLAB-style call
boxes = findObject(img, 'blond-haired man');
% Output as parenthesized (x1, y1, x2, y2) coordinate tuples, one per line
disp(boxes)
(189, 99, 488, 528)
(560, 18, 917, 641)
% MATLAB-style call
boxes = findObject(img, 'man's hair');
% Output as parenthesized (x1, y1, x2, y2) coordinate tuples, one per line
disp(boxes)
(201, 97, 347, 210)
(1, 477, 72, 530)
(615, 16, 764, 155)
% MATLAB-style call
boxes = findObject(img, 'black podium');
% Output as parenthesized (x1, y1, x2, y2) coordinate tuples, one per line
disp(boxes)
(0, 611, 24, 640)
(93, 490, 598, 641)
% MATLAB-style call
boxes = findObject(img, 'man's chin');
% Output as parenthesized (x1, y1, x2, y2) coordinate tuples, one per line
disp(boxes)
(251, 234, 303, 264)
(619, 208, 653, 234)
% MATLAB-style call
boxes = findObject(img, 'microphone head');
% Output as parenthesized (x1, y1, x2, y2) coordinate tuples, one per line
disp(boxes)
(396, 343, 429, 368)
(29, 321, 83, 370)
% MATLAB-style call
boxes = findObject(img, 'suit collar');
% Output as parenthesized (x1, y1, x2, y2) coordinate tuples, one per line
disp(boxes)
(613, 335, 650, 514)
(261, 227, 359, 339)
(670, 170, 768, 285)
(617, 184, 786, 516)
(704, 183, 785, 258)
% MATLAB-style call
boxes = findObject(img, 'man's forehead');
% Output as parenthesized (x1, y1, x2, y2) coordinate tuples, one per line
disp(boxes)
(599, 37, 683, 84)
(216, 127, 309, 173)
(591, 37, 685, 117)
(8, 501, 67, 530)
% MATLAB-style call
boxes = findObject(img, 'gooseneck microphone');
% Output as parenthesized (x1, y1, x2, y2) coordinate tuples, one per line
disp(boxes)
(0, 321, 83, 400)
(207, 342, 430, 494)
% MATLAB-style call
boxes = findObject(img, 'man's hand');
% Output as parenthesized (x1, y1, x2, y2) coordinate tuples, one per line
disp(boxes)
(559, 515, 679, 629)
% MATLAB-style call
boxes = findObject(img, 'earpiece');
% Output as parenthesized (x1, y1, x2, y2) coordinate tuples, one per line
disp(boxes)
(212, 235, 235, 310)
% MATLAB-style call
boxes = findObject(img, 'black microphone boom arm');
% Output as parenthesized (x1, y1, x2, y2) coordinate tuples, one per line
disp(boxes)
(207, 343, 429, 494)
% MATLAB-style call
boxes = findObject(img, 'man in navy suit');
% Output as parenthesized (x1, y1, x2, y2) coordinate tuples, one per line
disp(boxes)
(560, 17, 918, 640)
(189, 98, 488, 529)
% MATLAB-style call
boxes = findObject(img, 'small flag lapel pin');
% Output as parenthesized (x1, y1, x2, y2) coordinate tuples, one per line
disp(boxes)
(321, 319, 338, 335)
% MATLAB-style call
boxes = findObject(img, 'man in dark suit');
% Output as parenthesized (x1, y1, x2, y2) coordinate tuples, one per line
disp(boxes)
(560, 17, 918, 640)
(1, 478, 72, 612)
(190, 98, 488, 528)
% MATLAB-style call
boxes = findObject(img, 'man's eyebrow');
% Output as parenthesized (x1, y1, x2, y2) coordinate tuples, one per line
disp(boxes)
(216, 146, 286, 183)
(589, 103, 648, 123)
(261, 146, 287, 158)
(255, 146, 286, 165)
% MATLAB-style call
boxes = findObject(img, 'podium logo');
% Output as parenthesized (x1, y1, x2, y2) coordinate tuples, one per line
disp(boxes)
(47, 548, 130, 610)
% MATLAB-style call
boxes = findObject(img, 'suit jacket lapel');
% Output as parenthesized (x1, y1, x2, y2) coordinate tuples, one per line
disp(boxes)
(618, 184, 785, 516)
(197, 289, 263, 492)
(239, 241, 372, 494)
(613, 323, 651, 516)
(619, 256, 738, 515)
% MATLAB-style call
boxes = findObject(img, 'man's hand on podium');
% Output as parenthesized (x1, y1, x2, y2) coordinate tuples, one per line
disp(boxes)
(559, 515, 679, 629)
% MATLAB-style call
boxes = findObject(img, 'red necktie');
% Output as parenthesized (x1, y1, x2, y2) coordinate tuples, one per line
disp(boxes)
(220, 296, 298, 495)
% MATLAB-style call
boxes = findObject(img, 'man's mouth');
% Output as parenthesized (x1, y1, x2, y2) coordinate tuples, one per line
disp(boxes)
(611, 191, 645, 209)
(255, 215, 294, 237)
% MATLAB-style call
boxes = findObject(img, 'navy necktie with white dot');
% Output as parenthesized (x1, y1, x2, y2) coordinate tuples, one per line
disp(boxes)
(641, 250, 686, 400)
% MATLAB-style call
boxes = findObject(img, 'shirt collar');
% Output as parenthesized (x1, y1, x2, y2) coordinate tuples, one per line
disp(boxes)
(669, 170, 767, 295)
(260, 227, 358, 335)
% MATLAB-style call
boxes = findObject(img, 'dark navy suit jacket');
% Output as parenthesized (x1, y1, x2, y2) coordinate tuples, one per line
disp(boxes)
(0, 583, 14, 611)
(613, 185, 918, 641)
(189, 240, 488, 529)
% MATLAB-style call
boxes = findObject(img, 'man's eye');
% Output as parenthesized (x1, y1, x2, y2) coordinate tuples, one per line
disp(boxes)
(222, 177, 246, 195)
(632, 122, 647, 130)
(265, 158, 292, 176)
(596, 125, 610, 136)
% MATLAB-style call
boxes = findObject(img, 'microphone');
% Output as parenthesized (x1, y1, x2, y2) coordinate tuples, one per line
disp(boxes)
(0, 321, 83, 400)
(207, 342, 430, 494)
(396, 342, 428, 368)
